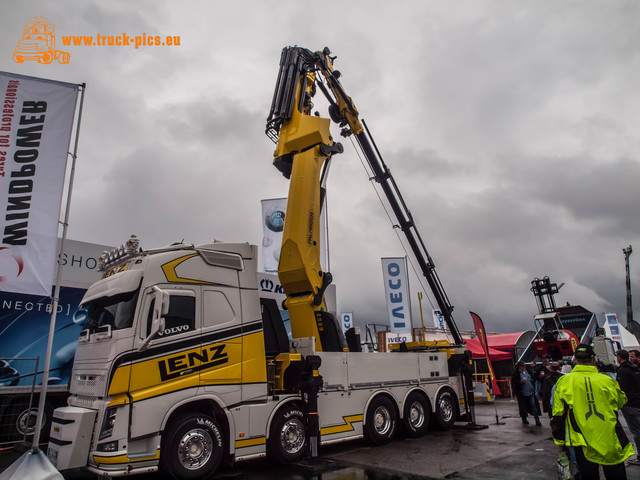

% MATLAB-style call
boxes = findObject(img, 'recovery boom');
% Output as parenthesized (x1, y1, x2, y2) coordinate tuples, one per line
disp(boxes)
(266, 46, 463, 347)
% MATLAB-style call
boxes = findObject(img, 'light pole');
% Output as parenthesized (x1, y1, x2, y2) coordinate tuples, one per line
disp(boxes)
(623, 245, 633, 329)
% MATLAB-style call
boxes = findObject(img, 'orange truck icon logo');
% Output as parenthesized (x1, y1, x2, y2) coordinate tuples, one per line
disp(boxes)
(13, 17, 70, 65)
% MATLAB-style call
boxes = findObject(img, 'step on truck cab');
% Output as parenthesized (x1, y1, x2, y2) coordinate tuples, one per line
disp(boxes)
(48, 236, 468, 478)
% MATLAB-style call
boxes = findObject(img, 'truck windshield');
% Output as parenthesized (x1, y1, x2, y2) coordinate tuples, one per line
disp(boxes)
(84, 289, 140, 333)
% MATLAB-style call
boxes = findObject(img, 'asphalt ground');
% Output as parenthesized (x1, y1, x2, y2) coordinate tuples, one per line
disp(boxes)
(2, 399, 640, 479)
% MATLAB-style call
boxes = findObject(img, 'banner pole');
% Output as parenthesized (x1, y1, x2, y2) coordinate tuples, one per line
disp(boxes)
(32, 83, 86, 450)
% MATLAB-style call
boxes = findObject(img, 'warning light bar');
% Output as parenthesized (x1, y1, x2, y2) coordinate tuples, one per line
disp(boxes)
(98, 234, 141, 272)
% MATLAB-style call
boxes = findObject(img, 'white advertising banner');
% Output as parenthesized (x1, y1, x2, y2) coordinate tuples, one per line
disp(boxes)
(604, 312, 622, 344)
(261, 197, 327, 274)
(261, 198, 287, 273)
(432, 308, 448, 330)
(0, 72, 78, 295)
(340, 312, 353, 333)
(381, 257, 412, 335)
(385, 331, 412, 351)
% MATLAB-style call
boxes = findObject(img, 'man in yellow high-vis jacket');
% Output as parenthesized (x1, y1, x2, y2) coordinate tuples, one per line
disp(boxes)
(551, 343, 634, 480)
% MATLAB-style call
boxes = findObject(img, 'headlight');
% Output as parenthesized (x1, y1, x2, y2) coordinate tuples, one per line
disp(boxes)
(97, 441, 118, 452)
(99, 406, 118, 440)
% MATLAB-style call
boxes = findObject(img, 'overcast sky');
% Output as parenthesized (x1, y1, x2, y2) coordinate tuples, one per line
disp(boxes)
(2, 1, 638, 336)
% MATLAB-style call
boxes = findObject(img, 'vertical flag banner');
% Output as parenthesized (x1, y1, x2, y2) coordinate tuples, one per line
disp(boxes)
(340, 312, 353, 333)
(0, 71, 78, 296)
(433, 309, 447, 330)
(261, 197, 328, 274)
(470, 311, 501, 395)
(381, 257, 412, 335)
(261, 198, 287, 273)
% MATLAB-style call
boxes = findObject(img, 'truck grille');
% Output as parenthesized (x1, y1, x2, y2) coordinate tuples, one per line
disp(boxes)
(72, 395, 100, 409)
(71, 374, 107, 397)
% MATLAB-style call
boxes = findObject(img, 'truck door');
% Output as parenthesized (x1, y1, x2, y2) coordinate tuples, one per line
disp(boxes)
(128, 287, 200, 402)
(199, 286, 243, 390)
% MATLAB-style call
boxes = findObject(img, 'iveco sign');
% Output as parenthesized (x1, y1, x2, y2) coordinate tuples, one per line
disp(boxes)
(381, 257, 412, 335)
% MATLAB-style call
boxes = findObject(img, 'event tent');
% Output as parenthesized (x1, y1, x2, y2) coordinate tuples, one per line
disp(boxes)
(464, 337, 513, 360)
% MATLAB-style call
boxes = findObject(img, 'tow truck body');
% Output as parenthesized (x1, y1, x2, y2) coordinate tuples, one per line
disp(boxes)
(48, 47, 470, 479)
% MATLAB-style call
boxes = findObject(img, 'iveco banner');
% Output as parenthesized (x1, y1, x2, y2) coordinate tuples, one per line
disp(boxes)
(341, 312, 353, 333)
(381, 257, 412, 335)
(0, 71, 78, 295)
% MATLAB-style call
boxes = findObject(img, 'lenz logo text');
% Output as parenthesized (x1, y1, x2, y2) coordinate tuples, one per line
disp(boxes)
(158, 344, 228, 381)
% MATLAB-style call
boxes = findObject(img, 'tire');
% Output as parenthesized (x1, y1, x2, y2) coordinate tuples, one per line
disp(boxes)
(13, 53, 24, 63)
(402, 392, 430, 437)
(268, 405, 307, 464)
(57, 52, 70, 64)
(160, 413, 223, 480)
(38, 52, 53, 64)
(433, 389, 457, 431)
(4, 399, 53, 443)
(364, 396, 397, 445)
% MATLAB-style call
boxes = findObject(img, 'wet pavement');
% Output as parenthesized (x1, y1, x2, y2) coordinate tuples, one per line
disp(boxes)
(2, 400, 640, 479)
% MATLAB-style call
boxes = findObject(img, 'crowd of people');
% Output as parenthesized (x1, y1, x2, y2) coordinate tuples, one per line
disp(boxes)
(510, 346, 640, 480)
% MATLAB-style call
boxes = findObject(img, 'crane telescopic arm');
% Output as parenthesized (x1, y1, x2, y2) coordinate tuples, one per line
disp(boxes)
(266, 46, 463, 348)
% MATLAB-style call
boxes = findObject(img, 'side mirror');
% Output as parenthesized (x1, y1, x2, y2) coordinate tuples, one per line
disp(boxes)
(139, 287, 169, 351)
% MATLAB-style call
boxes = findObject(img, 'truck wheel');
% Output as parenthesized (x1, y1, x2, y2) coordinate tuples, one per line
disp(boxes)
(364, 396, 397, 445)
(13, 53, 24, 63)
(268, 405, 307, 464)
(57, 52, 70, 64)
(161, 413, 223, 480)
(38, 53, 53, 64)
(433, 389, 457, 431)
(6, 400, 53, 443)
(402, 392, 430, 437)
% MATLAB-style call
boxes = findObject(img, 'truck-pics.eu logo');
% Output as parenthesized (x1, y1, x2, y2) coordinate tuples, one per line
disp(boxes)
(14, 17, 70, 65)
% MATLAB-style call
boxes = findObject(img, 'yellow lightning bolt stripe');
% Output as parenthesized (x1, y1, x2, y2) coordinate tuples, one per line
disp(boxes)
(161, 254, 217, 285)
(320, 414, 363, 435)
(235, 436, 267, 449)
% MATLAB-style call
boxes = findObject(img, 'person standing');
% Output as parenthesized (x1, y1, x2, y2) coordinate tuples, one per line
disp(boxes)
(630, 349, 640, 366)
(541, 361, 563, 418)
(552, 344, 633, 480)
(534, 354, 550, 399)
(511, 361, 541, 426)
(616, 349, 640, 466)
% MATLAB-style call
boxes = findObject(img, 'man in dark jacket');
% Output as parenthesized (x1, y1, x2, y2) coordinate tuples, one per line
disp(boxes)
(533, 354, 550, 399)
(511, 361, 541, 426)
(630, 349, 640, 366)
(541, 362, 563, 418)
(617, 348, 640, 465)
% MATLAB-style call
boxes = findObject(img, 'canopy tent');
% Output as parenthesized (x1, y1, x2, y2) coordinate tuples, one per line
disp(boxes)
(464, 337, 513, 361)
(484, 332, 530, 350)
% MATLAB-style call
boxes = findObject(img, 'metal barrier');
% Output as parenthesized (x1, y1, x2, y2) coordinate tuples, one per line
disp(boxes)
(472, 373, 492, 401)
(0, 357, 40, 447)
(472, 373, 514, 400)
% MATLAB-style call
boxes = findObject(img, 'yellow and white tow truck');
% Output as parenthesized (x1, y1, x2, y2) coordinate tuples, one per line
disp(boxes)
(47, 47, 472, 479)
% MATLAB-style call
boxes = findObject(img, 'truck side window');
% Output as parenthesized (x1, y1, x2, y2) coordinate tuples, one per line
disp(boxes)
(146, 295, 195, 338)
(203, 290, 235, 328)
